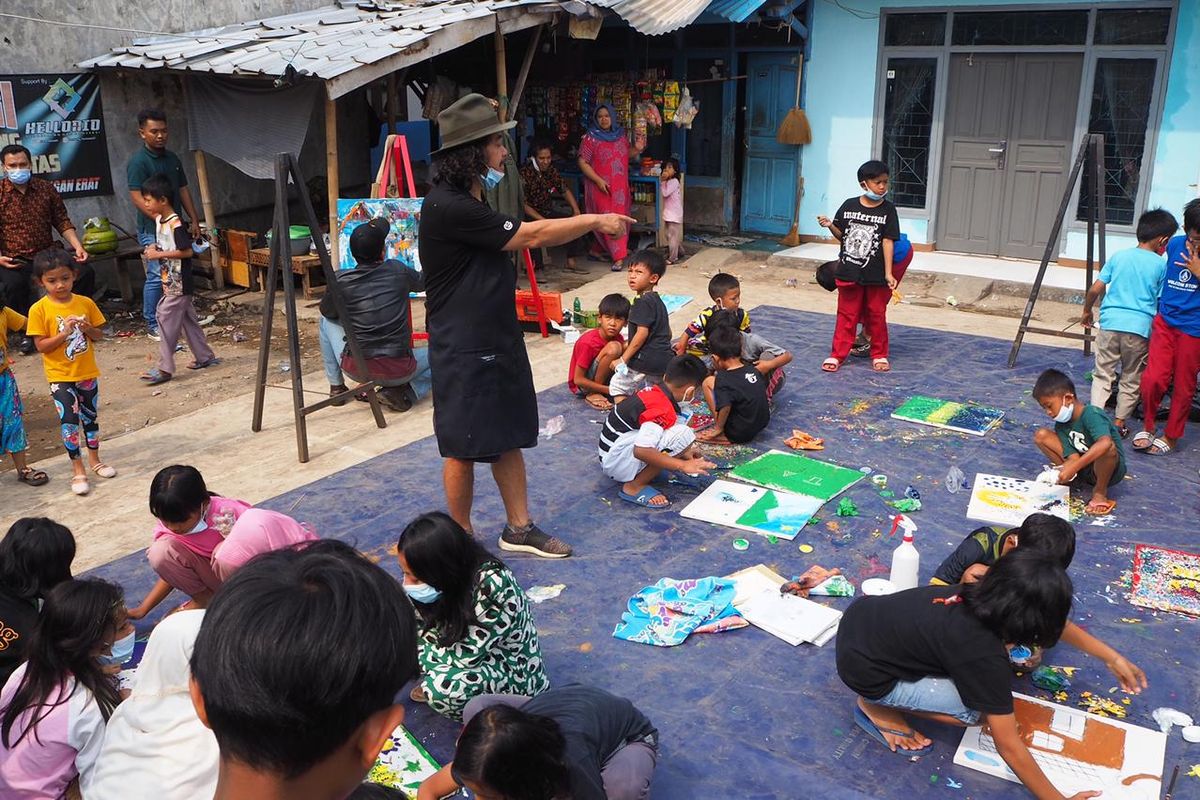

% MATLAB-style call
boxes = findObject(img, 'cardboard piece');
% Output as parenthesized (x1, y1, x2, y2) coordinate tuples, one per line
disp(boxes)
(726, 564, 841, 646)
(368, 724, 440, 798)
(955, 693, 1166, 799)
(728, 450, 863, 502)
(680, 479, 823, 541)
(966, 473, 1070, 529)
(891, 394, 1005, 436)
(1129, 544, 1200, 617)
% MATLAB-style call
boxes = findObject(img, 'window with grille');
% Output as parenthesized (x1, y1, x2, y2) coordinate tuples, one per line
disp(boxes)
(884, 13, 946, 47)
(881, 58, 937, 209)
(951, 10, 1088, 46)
(1077, 59, 1157, 226)
(1094, 9, 1171, 45)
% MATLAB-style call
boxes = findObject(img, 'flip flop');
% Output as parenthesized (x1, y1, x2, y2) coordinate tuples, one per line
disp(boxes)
(1085, 498, 1117, 516)
(187, 357, 222, 370)
(1131, 431, 1153, 451)
(1146, 437, 1172, 456)
(16, 467, 49, 486)
(584, 393, 614, 411)
(853, 705, 933, 757)
(619, 486, 671, 508)
(140, 368, 172, 386)
(821, 358, 841, 373)
(610, 261, 625, 272)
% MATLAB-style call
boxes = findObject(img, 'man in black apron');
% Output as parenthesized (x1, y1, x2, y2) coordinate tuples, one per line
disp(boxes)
(420, 94, 633, 557)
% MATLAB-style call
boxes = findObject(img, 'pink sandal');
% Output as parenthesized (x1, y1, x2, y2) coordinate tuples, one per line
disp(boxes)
(822, 358, 841, 373)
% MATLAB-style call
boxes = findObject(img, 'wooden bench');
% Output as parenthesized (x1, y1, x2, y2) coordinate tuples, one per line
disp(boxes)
(248, 247, 326, 299)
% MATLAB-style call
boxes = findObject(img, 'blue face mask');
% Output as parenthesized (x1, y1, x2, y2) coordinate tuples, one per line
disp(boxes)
(99, 629, 135, 667)
(862, 186, 885, 201)
(480, 167, 505, 191)
(403, 581, 442, 604)
(5, 168, 31, 185)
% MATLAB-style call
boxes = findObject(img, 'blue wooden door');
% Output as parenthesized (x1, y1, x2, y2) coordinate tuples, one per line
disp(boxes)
(740, 53, 799, 234)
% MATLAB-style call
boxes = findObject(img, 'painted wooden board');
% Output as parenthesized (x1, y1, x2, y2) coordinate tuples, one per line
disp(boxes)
(680, 479, 822, 541)
(891, 394, 1005, 436)
(727, 450, 862, 502)
(955, 693, 1166, 799)
(1130, 544, 1200, 617)
(368, 724, 440, 798)
(966, 473, 1070, 529)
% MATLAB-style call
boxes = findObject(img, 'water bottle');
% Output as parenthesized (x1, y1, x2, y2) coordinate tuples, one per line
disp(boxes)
(945, 465, 965, 494)
(889, 529, 920, 591)
(573, 297, 582, 326)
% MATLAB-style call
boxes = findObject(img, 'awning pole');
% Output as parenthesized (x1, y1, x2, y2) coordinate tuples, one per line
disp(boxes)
(509, 24, 542, 117)
(494, 19, 509, 121)
(325, 94, 339, 266)
(386, 72, 398, 135)
(192, 150, 225, 289)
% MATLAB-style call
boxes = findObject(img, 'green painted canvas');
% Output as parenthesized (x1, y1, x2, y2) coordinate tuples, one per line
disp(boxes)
(368, 725, 440, 798)
(727, 450, 863, 501)
(891, 395, 1005, 436)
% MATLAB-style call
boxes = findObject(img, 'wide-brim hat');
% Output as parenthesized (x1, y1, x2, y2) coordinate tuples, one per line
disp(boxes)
(431, 93, 515, 156)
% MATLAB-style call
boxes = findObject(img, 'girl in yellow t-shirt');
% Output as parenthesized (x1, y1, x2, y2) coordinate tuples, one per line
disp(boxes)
(25, 249, 116, 496)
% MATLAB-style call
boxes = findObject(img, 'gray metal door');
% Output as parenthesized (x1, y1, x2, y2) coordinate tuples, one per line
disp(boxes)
(937, 54, 1083, 259)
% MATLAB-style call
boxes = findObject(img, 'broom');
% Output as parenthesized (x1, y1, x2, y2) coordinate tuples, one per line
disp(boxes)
(778, 63, 809, 247)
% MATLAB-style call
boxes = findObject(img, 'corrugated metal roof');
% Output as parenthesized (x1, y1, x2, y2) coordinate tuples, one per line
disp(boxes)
(705, 0, 772, 24)
(606, 0, 710, 35)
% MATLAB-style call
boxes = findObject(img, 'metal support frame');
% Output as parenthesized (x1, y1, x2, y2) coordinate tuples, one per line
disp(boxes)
(1007, 133, 1106, 367)
(251, 153, 387, 463)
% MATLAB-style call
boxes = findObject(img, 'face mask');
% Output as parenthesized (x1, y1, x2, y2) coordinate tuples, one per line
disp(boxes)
(182, 504, 209, 535)
(99, 629, 135, 667)
(480, 167, 505, 191)
(862, 187, 885, 201)
(403, 581, 442, 604)
(1053, 402, 1074, 424)
(5, 168, 31, 185)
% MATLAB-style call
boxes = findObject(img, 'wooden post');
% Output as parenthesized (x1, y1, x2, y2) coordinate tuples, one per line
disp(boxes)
(494, 20, 509, 121)
(325, 94, 339, 267)
(386, 72, 398, 135)
(192, 150, 224, 289)
(509, 24, 542, 118)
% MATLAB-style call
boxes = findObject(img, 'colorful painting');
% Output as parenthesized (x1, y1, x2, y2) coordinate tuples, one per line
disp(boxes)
(955, 693, 1166, 799)
(1129, 544, 1200, 617)
(367, 724, 440, 798)
(966, 474, 1070, 529)
(891, 395, 1005, 436)
(727, 450, 863, 502)
(681, 479, 823, 541)
(336, 198, 423, 272)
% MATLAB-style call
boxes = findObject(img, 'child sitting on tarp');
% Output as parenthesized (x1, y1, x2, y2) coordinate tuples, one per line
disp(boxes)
(1032, 368, 1126, 516)
(837, 549, 1084, 791)
(568, 293, 629, 411)
(598, 354, 713, 509)
(698, 316, 770, 444)
(675, 272, 750, 361)
(930, 512, 1147, 693)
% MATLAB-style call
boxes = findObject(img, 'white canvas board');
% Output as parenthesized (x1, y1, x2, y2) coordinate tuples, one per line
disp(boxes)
(737, 588, 842, 646)
(965, 474, 1071, 529)
(680, 479, 823, 541)
(954, 693, 1166, 800)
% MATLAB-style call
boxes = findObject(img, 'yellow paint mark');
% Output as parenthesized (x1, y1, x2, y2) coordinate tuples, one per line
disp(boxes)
(579, 642, 593, 653)
(799, 544, 814, 554)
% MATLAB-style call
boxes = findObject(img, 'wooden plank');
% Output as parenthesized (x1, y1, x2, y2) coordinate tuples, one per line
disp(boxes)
(192, 150, 225, 289)
(325, 94, 339, 267)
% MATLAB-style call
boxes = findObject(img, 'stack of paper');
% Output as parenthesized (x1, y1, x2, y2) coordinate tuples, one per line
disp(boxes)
(726, 564, 842, 646)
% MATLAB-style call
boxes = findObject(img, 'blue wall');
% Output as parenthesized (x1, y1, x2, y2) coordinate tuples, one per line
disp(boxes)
(801, 0, 1198, 259)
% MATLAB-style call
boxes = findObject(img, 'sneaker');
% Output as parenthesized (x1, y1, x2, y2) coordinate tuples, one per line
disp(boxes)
(850, 334, 871, 358)
(379, 386, 413, 413)
(147, 328, 161, 342)
(498, 522, 572, 558)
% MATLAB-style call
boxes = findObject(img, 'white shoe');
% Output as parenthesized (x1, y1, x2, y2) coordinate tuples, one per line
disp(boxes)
(71, 476, 90, 496)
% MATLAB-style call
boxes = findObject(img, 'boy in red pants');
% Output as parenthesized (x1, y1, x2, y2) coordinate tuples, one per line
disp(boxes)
(818, 159, 900, 372)
(1135, 198, 1200, 455)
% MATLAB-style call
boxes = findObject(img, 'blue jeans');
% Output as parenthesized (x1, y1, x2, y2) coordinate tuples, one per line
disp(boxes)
(317, 317, 431, 400)
(874, 676, 981, 725)
(139, 232, 162, 330)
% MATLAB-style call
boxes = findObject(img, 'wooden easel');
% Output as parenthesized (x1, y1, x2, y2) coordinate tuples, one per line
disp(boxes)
(1008, 134, 1106, 367)
(251, 153, 387, 463)
(373, 134, 417, 199)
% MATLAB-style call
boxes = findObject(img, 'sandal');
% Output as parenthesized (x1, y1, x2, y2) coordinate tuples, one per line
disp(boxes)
(186, 357, 222, 370)
(619, 486, 671, 508)
(584, 393, 614, 411)
(1146, 437, 1172, 456)
(872, 358, 891, 372)
(1131, 431, 1153, 451)
(610, 261, 625, 272)
(140, 368, 172, 386)
(821, 358, 841, 373)
(71, 475, 90, 496)
(16, 467, 49, 486)
(90, 462, 117, 479)
(853, 705, 933, 757)
(1085, 498, 1117, 516)
(409, 684, 427, 704)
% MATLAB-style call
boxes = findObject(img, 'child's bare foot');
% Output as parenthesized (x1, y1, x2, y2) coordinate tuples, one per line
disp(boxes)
(856, 698, 932, 751)
(585, 392, 613, 411)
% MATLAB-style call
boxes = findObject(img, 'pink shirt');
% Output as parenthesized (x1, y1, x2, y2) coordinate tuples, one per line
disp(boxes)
(0, 665, 107, 798)
(151, 495, 253, 558)
(212, 508, 318, 579)
(661, 178, 683, 223)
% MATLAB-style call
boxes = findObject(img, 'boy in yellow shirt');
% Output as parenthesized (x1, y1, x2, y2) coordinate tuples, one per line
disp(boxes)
(25, 249, 115, 495)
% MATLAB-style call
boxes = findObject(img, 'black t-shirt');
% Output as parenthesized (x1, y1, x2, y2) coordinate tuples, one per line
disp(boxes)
(0, 587, 39, 687)
(835, 584, 1014, 716)
(932, 526, 1010, 585)
(627, 291, 673, 375)
(714, 364, 770, 443)
(833, 197, 901, 286)
(523, 685, 658, 800)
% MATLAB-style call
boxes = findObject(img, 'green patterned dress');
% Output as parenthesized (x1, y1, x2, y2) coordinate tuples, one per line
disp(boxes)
(418, 563, 550, 720)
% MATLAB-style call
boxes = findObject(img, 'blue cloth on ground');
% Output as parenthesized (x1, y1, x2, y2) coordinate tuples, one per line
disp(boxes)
(1098, 246, 1165, 338)
(613, 576, 739, 646)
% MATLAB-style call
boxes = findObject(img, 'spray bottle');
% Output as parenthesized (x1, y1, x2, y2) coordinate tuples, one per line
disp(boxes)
(889, 514, 920, 591)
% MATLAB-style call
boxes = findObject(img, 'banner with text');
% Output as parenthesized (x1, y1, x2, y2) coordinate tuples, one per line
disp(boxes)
(0, 73, 113, 198)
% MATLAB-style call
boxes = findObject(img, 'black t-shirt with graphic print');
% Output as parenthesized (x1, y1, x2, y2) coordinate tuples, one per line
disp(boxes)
(713, 363, 770, 443)
(833, 197, 901, 286)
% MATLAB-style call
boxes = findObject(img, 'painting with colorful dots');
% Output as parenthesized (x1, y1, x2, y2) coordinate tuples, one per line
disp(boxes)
(727, 450, 863, 502)
(367, 724, 440, 797)
(966, 473, 1070, 528)
(1129, 544, 1200, 617)
(336, 198, 423, 273)
(681, 479, 823, 541)
(891, 394, 1005, 436)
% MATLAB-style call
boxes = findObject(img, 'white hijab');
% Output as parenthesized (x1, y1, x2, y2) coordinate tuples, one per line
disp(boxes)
(89, 610, 218, 800)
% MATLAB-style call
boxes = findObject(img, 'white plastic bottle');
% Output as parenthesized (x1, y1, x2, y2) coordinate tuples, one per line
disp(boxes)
(889, 529, 920, 591)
